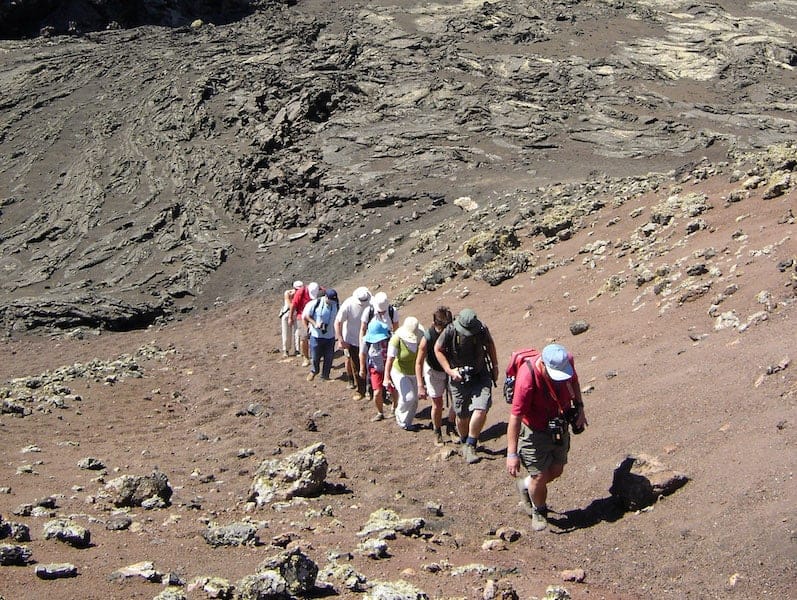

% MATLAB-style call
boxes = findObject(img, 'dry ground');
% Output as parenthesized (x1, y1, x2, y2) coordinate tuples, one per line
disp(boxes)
(1, 172, 795, 599)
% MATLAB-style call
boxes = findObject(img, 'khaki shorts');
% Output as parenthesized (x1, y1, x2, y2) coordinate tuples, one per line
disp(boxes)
(449, 371, 492, 418)
(518, 422, 569, 475)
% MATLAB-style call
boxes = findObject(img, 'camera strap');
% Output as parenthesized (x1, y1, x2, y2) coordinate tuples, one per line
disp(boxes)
(536, 358, 570, 420)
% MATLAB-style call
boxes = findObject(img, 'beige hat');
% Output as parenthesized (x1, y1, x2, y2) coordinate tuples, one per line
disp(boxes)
(397, 316, 422, 345)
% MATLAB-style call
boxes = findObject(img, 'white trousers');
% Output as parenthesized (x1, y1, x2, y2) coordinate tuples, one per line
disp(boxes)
(391, 369, 418, 429)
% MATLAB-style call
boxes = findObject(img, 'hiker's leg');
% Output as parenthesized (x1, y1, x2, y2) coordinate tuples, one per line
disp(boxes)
(529, 463, 564, 509)
(468, 408, 487, 441)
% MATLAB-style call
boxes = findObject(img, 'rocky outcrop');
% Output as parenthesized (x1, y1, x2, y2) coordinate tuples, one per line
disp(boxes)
(249, 442, 328, 506)
(0, 1, 794, 331)
(0, 343, 171, 417)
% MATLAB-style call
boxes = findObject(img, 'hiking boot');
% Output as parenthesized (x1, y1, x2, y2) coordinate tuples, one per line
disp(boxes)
(462, 443, 479, 464)
(530, 506, 548, 532)
(352, 392, 365, 401)
(434, 429, 444, 446)
(301, 357, 310, 367)
(306, 372, 316, 382)
(516, 478, 534, 516)
(370, 412, 384, 422)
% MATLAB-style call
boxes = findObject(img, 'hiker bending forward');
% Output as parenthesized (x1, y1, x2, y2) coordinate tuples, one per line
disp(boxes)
(506, 343, 587, 532)
(434, 308, 498, 464)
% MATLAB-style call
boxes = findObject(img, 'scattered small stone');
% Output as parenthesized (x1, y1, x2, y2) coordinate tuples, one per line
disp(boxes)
(560, 568, 586, 582)
(766, 358, 790, 375)
(481, 539, 506, 551)
(569, 320, 589, 336)
(483, 578, 519, 600)
(109, 561, 163, 583)
(35, 563, 78, 579)
(358, 538, 389, 559)
(106, 514, 133, 531)
(20, 445, 41, 453)
(496, 527, 521, 542)
(203, 522, 259, 548)
(544, 585, 572, 600)
(78, 457, 106, 470)
(425, 501, 443, 517)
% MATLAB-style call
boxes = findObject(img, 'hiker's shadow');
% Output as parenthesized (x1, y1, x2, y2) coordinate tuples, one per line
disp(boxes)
(548, 496, 627, 533)
(480, 421, 507, 443)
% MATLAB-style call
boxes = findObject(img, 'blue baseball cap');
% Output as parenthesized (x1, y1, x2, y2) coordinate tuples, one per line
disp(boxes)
(542, 344, 574, 381)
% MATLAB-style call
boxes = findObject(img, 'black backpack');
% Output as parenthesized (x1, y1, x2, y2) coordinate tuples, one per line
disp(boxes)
(364, 304, 396, 325)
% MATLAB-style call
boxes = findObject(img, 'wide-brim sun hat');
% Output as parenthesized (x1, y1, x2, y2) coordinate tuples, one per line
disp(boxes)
(453, 308, 481, 337)
(364, 320, 391, 344)
(542, 343, 574, 381)
(397, 316, 422, 344)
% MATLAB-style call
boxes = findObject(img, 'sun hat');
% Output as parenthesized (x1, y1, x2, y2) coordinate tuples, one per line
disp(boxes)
(354, 286, 371, 303)
(364, 320, 391, 344)
(325, 288, 338, 300)
(453, 308, 482, 337)
(397, 316, 422, 345)
(541, 344, 574, 381)
(293, 280, 303, 289)
(307, 282, 319, 299)
(373, 291, 389, 313)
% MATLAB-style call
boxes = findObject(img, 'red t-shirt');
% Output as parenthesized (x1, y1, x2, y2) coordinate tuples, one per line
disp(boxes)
(510, 355, 579, 431)
(291, 286, 312, 316)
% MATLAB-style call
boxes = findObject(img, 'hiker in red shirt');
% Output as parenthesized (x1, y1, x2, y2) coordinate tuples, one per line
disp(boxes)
(289, 281, 318, 367)
(506, 343, 587, 532)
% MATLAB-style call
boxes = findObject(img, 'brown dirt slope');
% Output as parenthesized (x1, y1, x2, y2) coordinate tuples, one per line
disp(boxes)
(1, 168, 795, 599)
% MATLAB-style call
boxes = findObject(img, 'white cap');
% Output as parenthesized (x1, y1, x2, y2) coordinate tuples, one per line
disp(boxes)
(308, 282, 320, 299)
(372, 291, 388, 312)
(353, 286, 371, 303)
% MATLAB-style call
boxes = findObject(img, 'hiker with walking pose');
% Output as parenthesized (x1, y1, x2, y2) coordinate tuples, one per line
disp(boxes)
(434, 308, 499, 464)
(385, 316, 423, 431)
(416, 306, 456, 445)
(505, 343, 587, 531)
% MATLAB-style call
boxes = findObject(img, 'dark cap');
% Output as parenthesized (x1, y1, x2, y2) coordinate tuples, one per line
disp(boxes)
(453, 308, 481, 337)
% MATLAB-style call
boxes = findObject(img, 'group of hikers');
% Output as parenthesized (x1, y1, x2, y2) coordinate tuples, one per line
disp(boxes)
(279, 281, 588, 532)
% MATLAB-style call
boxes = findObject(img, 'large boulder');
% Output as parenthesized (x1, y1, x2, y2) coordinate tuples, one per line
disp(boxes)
(257, 548, 318, 596)
(609, 454, 689, 510)
(104, 471, 173, 508)
(42, 518, 91, 548)
(249, 443, 327, 506)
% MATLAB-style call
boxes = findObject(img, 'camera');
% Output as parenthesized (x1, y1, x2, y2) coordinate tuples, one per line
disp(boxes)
(458, 365, 475, 383)
(319, 322, 328, 334)
(547, 417, 566, 445)
(565, 405, 585, 435)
